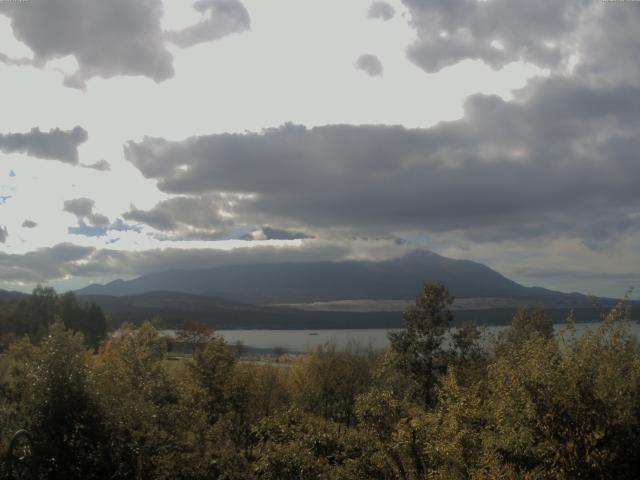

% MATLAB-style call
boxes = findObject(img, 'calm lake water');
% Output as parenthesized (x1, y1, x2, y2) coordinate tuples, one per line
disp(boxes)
(210, 322, 640, 354)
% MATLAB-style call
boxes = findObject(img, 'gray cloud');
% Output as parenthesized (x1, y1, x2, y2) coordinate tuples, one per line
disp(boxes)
(63, 197, 110, 227)
(0, 0, 173, 88)
(68, 240, 397, 279)
(0, 51, 33, 66)
(82, 159, 111, 171)
(368, 1, 395, 21)
(401, 0, 589, 73)
(125, 197, 313, 241)
(124, 75, 640, 247)
(401, 0, 640, 89)
(0, 0, 250, 88)
(0, 126, 87, 164)
(0, 238, 410, 284)
(0, 243, 93, 283)
(242, 227, 313, 241)
(167, 0, 250, 48)
(574, 4, 640, 87)
(356, 54, 383, 77)
(22, 220, 37, 229)
(88, 213, 110, 227)
(123, 196, 232, 238)
(0, 226, 7, 243)
(63, 198, 94, 218)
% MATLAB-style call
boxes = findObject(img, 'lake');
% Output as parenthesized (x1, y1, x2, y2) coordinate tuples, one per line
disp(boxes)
(210, 321, 640, 354)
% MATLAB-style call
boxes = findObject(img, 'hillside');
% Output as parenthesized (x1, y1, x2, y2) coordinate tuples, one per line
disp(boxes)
(75, 290, 631, 329)
(76, 291, 402, 329)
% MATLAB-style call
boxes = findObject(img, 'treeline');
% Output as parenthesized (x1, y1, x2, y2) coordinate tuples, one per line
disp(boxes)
(1, 283, 639, 479)
(0, 286, 108, 350)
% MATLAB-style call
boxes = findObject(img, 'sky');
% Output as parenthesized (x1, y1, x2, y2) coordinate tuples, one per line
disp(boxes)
(0, 0, 639, 299)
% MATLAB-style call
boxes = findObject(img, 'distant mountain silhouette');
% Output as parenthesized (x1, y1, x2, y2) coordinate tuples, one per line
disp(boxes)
(0, 289, 28, 302)
(75, 250, 583, 304)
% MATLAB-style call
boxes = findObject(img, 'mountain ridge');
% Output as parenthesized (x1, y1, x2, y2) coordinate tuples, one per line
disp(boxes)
(75, 250, 585, 304)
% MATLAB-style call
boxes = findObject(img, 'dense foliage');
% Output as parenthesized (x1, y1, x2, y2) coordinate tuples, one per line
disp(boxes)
(0, 286, 108, 350)
(0, 283, 639, 479)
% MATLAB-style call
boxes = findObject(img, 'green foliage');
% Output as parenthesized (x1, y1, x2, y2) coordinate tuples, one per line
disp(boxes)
(252, 408, 383, 480)
(1, 283, 639, 479)
(498, 307, 554, 350)
(0, 286, 108, 350)
(452, 320, 483, 360)
(186, 335, 238, 423)
(388, 282, 454, 405)
(485, 317, 640, 479)
(291, 341, 372, 425)
(91, 322, 176, 479)
(175, 320, 214, 356)
(59, 291, 109, 349)
(9, 321, 110, 479)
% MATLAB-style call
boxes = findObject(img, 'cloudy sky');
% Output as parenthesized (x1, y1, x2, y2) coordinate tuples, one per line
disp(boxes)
(0, 0, 639, 298)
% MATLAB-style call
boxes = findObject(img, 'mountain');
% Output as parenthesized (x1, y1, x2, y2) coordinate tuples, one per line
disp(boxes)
(0, 289, 28, 302)
(76, 250, 583, 304)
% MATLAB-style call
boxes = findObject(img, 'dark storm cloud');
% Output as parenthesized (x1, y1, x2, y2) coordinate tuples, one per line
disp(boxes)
(368, 1, 395, 21)
(124, 75, 640, 245)
(63, 197, 110, 227)
(0, 126, 87, 164)
(166, 0, 250, 48)
(401, 0, 589, 72)
(355, 54, 383, 77)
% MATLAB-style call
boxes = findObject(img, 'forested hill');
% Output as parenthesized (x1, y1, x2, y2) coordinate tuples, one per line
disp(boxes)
(75, 250, 584, 304)
(0, 289, 27, 302)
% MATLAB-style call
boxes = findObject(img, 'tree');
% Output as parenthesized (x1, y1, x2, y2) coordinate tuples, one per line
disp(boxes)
(91, 322, 177, 480)
(176, 320, 214, 355)
(1, 287, 108, 349)
(452, 320, 483, 360)
(59, 291, 108, 350)
(11, 321, 110, 479)
(291, 341, 372, 425)
(497, 307, 553, 352)
(186, 335, 237, 424)
(485, 315, 640, 479)
(252, 409, 381, 480)
(388, 282, 454, 405)
(21, 285, 58, 340)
